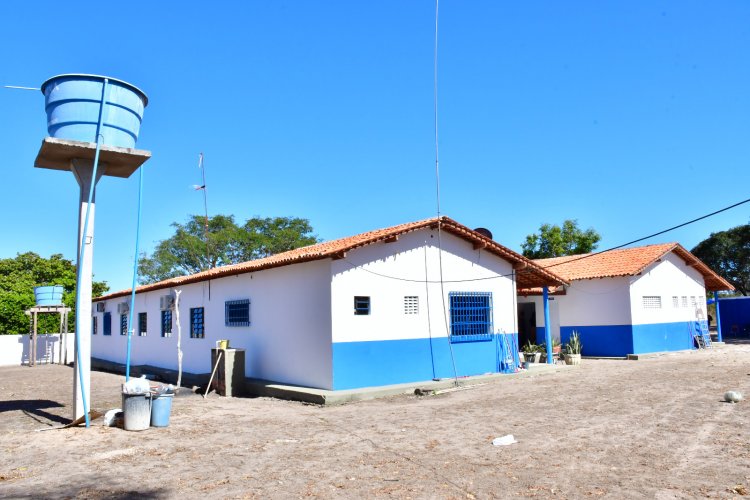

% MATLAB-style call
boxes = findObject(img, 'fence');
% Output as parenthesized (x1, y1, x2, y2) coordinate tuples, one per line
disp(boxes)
(0, 333, 75, 367)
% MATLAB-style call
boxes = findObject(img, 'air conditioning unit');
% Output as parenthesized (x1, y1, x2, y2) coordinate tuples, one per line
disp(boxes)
(95, 302, 106, 313)
(117, 302, 130, 315)
(160, 295, 175, 311)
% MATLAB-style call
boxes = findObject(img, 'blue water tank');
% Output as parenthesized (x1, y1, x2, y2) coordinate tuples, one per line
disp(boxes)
(34, 285, 64, 306)
(41, 74, 148, 149)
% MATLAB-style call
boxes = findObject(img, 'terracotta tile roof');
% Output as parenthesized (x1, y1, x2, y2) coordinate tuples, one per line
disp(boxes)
(96, 216, 568, 301)
(521, 243, 733, 293)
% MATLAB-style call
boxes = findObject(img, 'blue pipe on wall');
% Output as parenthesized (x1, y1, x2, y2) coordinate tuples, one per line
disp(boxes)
(543, 287, 552, 364)
(125, 164, 144, 381)
(73, 78, 109, 428)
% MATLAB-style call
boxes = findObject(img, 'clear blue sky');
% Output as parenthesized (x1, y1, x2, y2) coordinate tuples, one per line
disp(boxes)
(2, 1, 749, 293)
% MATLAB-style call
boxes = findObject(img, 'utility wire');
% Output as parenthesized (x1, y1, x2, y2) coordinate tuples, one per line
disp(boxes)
(340, 196, 750, 284)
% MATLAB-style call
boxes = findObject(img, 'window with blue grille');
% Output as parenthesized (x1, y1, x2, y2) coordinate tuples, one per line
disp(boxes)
(138, 312, 147, 336)
(92, 316, 98, 335)
(225, 299, 250, 327)
(354, 296, 370, 315)
(448, 292, 493, 342)
(190, 307, 205, 338)
(161, 310, 172, 337)
(120, 314, 128, 335)
(103, 312, 111, 336)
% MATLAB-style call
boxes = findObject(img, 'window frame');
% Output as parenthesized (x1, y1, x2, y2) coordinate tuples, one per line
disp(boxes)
(161, 309, 173, 338)
(120, 314, 128, 335)
(103, 312, 111, 336)
(92, 316, 98, 335)
(404, 296, 419, 315)
(354, 296, 371, 315)
(225, 299, 251, 327)
(190, 307, 205, 339)
(642, 296, 662, 309)
(448, 291, 493, 342)
(138, 312, 147, 336)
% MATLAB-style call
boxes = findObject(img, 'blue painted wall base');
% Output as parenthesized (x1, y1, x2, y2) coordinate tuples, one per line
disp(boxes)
(560, 322, 696, 357)
(332, 333, 518, 390)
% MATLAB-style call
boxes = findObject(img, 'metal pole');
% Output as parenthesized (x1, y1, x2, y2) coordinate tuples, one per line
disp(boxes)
(714, 291, 723, 343)
(543, 287, 553, 364)
(125, 165, 145, 381)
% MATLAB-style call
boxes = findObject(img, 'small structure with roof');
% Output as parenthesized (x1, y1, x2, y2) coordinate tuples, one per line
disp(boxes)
(92, 217, 566, 390)
(517, 243, 734, 357)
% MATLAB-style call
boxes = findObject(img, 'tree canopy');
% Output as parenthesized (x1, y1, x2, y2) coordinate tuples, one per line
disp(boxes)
(138, 215, 319, 284)
(0, 252, 109, 335)
(521, 219, 601, 259)
(691, 224, 750, 295)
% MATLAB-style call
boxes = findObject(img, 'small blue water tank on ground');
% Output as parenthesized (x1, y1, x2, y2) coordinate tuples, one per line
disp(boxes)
(41, 74, 148, 149)
(34, 285, 64, 306)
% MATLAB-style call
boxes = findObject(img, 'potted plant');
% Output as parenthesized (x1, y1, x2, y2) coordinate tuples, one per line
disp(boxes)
(564, 331, 582, 365)
(522, 340, 542, 363)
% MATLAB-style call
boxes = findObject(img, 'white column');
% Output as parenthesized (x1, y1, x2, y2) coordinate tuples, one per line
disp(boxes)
(70, 159, 105, 421)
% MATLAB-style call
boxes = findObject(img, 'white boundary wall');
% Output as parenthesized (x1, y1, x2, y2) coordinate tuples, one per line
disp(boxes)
(0, 333, 75, 367)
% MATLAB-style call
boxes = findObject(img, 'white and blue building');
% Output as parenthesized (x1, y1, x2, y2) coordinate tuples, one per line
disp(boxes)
(517, 243, 733, 357)
(91, 217, 566, 390)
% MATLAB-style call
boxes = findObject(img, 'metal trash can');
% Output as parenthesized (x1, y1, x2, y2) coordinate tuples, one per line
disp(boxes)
(122, 392, 151, 431)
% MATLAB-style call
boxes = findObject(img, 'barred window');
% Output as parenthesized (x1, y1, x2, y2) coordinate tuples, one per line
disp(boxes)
(138, 312, 147, 336)
(690, 296, 697, 308)
(404, 296, 419, 315)
(672, 296, 679, 308)
(643, 296, 662, 309)
(120, 314, 128, 335)
(190, 307, 205, 339)
(681, 296, 688, 308)
(92, 316, 98, 335)
(225, 299, 250, 327)
(449, 292, 493, 342)
(354, 296, 370, 315)
(161, 310, 172, 337)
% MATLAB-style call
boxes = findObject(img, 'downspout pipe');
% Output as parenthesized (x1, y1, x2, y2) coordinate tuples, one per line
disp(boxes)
(543, 287, 552, 364)
(73, 77, 109, 428)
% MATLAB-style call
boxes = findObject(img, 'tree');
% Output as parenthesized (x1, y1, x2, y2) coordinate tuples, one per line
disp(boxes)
(521, 219, 601, 259)
(0, 252, 109, 335)
(138, 214, 319, 284)
(691, 224, 750, 296)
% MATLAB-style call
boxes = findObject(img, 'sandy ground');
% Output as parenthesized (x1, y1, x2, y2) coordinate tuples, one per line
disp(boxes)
(1, 343, 749, 499)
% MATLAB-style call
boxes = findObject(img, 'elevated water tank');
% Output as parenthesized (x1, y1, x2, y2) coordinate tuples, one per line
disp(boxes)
(34, 285, 64, 306)
(41, 74, 148, 149)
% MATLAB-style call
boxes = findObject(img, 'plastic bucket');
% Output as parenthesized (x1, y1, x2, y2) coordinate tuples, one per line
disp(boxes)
(41, 74, 148, 149)
(217, 339, 229, 349)
(122, 392, 151, 431)
(34, 285, 64, 306)
(150, 393, 174, 427)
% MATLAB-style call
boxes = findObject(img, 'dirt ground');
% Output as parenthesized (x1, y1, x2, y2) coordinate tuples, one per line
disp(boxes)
(1, 343, 748, 499)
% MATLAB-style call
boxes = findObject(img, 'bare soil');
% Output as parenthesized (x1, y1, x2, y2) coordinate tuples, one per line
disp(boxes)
(1, 343, 749, 499)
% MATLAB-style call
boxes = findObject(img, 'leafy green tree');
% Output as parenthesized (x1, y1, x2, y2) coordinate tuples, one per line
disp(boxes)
(138, 215, 319, 284)
(0, 252, 109, 335)
(691, 224, 750, 295)
(521, 219, 601, 259)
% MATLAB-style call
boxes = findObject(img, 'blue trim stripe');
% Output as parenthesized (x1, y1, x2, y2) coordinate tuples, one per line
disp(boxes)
(332, 333, 518, 390)
(560, 322, 697, 357)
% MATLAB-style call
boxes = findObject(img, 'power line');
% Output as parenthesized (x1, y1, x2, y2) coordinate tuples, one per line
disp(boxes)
(340, 196, 750, 284)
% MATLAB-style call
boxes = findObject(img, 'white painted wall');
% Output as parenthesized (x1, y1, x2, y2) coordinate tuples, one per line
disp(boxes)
(92, 259, 333, 389)
(0, 333, 75, 367)
(559, 277, 633, 327)
(330, 228, 518, 343)
(629, 253, 707, 325)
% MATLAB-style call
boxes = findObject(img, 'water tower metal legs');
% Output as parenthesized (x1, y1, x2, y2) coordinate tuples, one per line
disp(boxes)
(71, 158, 104, 422)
